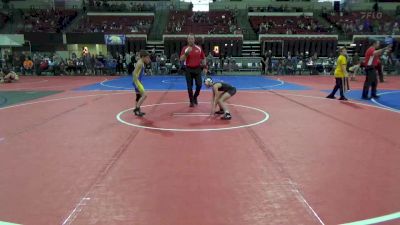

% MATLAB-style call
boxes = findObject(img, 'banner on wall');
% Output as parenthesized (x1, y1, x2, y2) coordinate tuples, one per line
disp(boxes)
(0, 34, 24, 46)
(104, 35, 126, 45)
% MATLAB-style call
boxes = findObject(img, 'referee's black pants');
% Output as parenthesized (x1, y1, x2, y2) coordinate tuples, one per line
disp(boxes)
(362, 67, 378, 98)
(185, 67, 202, 103)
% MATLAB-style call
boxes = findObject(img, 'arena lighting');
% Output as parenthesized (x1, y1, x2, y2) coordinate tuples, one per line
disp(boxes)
(350, 44, 357, 47)
(225, 43, 228, 46)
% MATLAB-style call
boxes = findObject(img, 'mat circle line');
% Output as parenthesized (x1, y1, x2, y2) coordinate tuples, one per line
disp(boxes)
(116, 102, 270, 132)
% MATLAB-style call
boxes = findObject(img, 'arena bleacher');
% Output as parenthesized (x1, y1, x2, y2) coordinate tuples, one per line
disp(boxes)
(0, 0, 398, 76)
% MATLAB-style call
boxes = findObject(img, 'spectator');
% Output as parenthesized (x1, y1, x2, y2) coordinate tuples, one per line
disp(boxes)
(22, 57, 33, 75)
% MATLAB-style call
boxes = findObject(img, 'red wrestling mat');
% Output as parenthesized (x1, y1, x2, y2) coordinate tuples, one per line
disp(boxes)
(0, 76, 399, 225)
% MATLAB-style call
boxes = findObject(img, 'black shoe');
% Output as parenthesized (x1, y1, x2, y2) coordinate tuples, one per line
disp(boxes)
(339, 97, 348, 101)
(193, 97, 198, 105)
(326, 95, 336, 99)
(221, 113, 232, 120)
(372, 95, 380, 99)
(133, 108, 145, 117)
(189, 102, 195, 107)
(361, 96, 371, 100)
(214, 110, 224, 115)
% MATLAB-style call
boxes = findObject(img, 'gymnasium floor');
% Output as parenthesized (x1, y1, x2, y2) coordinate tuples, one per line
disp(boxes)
(0, 74, 399, 225)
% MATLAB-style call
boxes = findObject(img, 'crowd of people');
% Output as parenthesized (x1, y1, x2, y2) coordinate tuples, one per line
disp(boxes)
(22, 8, 77, 33)
(165, 10, 241, 34)
(0, 49, 175, 77)
(0, 47, 398, 78)
(0, 12, 10, 30)
(248, 5, 303, 13)
(88, 0, 155, 12)
(73, 16, 153, 34)
(324, 11, 400, 36)
(252, 15, 331, 35)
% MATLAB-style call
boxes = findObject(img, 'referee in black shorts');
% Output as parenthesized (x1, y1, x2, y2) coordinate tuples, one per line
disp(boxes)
(180, 33, 208, 107)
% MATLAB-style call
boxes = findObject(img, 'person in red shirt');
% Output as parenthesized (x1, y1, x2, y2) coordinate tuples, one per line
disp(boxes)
(180, 33, 207, 107)
(361, 40, 391, 100)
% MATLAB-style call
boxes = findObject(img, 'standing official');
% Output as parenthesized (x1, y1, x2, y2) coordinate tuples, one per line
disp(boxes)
(361, 40, 391, 100)
(180, 33, 207, 107)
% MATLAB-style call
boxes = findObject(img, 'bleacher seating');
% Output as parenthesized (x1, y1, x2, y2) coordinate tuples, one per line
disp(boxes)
(0, 12, 9, 29)
(72, 16, 154, 34)
(249, 15, 329, 34)
(165, 11, 239, 34)
(22, 9, 77, 33)
(88, 0, 155, 12)
(325, 11, 399, 35)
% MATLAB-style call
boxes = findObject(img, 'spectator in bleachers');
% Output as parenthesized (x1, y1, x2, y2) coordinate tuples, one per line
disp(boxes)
(22, 8, 77, 33)
(392, 22, 399, 35)
(286, 52, 294, 75)
(219, 52, 226, 74)
(266, 50, 272, 74)
(349, 52, 361, 80)
(52, 54, 64, 76)
(166, 11, 239, 34)
(116, 53, 124, 75)
(259, 22, 267, 34)
(94, 58, 104, 75)
(150, 49, 156, 75)
(176, 23, 182, 32)
(261, 52, 267, 75)
(206, 52, 214, 72)
(170, 53, 179, 73)
(74, 16, 153, 34)
(66, 58, 76, 75)
(22, 57, 33, 75)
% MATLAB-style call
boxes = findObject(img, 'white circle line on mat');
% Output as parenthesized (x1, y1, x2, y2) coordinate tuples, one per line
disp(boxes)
(116, 102, 270, 132)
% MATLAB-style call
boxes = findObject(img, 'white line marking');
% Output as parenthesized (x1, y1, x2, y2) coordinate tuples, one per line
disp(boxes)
(289, 180, 325, 225)
(0, 220, 22, 225)
(242, 91, 400, 114)
(173, 114, 210, 117)
(238, 78, 285, 90)
(100, 79, 132, 90)
(340, 211, 400, 225)
(5, 83, 83, 91)
(0, 92, 129, 111)
(61, 197, 91, 225)
(161, 79, 180, 84)
(116, 102, 270, 132)
(370, 91, 400, 113)
(0, 89, 398, 116)
(17, 79, 48, 85)
(173, 112, 210, 115)
(103, 77, 284, 90)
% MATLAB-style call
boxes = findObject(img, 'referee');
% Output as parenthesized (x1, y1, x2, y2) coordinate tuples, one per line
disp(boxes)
(361, 39, 391, 100)
(180, 33, 208, 107)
